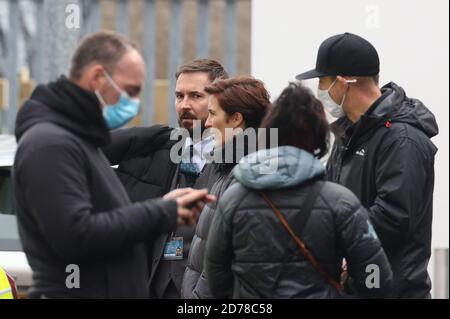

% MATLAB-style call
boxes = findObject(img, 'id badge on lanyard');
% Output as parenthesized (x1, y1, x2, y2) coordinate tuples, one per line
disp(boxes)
(163, 236, 184, 260)
(162, 179, 187, 261)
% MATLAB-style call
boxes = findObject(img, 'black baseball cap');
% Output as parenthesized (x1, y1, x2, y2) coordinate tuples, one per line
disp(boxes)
(296, 33, 380, 80)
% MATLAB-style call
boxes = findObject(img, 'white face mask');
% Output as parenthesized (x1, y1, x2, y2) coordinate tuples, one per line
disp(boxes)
(317, 78, 356, 118)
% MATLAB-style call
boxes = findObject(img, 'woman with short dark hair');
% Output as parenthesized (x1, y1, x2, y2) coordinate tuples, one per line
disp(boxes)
(205, 82, 393, 299)
(181, 76, 271, 299)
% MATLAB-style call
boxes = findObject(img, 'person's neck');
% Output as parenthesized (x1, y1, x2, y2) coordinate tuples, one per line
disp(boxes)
(345, 88, 382, 123)
(70, 75, 91, 92)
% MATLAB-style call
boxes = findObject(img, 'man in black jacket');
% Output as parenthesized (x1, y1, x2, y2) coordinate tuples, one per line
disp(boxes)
(13, 31, 214, 299)
(296, 33, 438, 298)
(103, 59, 228, 298)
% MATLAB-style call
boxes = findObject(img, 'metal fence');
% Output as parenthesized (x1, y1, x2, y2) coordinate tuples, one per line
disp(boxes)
(0, 0, 245, 134)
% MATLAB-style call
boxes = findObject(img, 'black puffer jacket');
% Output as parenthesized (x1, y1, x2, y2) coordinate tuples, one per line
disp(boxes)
(181, 137, 244, 299)
(326, 82, 438, 298)
(13, 77, 177, 299)
(206, 146, 393, 299)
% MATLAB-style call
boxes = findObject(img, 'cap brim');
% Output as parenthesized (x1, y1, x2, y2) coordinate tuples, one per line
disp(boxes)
(295, 69, 325, 80)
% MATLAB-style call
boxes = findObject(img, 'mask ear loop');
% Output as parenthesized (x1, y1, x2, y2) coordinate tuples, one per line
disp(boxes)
(103, 70, 124, 95)
(95, 90, 107, 107)
(327, 78, 339, 92)
(340, 79, 357, 106)
(96, 71, 123, 117)
(95, 90, 111, 118)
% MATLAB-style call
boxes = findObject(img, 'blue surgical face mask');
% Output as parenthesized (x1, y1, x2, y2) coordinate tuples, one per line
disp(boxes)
(95, 71, 140, 130)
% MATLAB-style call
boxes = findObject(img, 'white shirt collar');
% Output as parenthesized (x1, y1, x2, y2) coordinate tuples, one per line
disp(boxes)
(183, 134, 215, 170)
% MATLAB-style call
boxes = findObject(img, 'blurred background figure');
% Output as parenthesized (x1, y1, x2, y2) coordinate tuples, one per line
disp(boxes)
(0, 265, 18, 299)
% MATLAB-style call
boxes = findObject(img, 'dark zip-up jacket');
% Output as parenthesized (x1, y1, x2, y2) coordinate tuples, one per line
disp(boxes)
(326, 82, 438, 298)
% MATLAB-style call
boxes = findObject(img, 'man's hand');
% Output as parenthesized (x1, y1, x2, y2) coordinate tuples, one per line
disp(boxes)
(164, 188, 216, 226)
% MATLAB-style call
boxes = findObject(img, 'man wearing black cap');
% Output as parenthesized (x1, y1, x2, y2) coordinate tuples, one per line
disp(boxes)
(296, 32, 438, 298)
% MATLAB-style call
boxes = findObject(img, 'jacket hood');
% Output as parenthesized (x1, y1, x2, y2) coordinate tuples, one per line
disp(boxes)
(234, 146, 325, 190)
(367, 82, 438, 138)
(15, 76, 110, 146)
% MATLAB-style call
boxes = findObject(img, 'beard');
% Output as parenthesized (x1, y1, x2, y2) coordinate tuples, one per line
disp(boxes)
(178, 112, 206, 137)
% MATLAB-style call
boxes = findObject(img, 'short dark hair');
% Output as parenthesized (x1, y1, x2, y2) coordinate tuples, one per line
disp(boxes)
(176, 59, 229, 82)
(69, 31, 137, 81)
(205, 76, 271, 129)
(261, 82, 329, 158)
